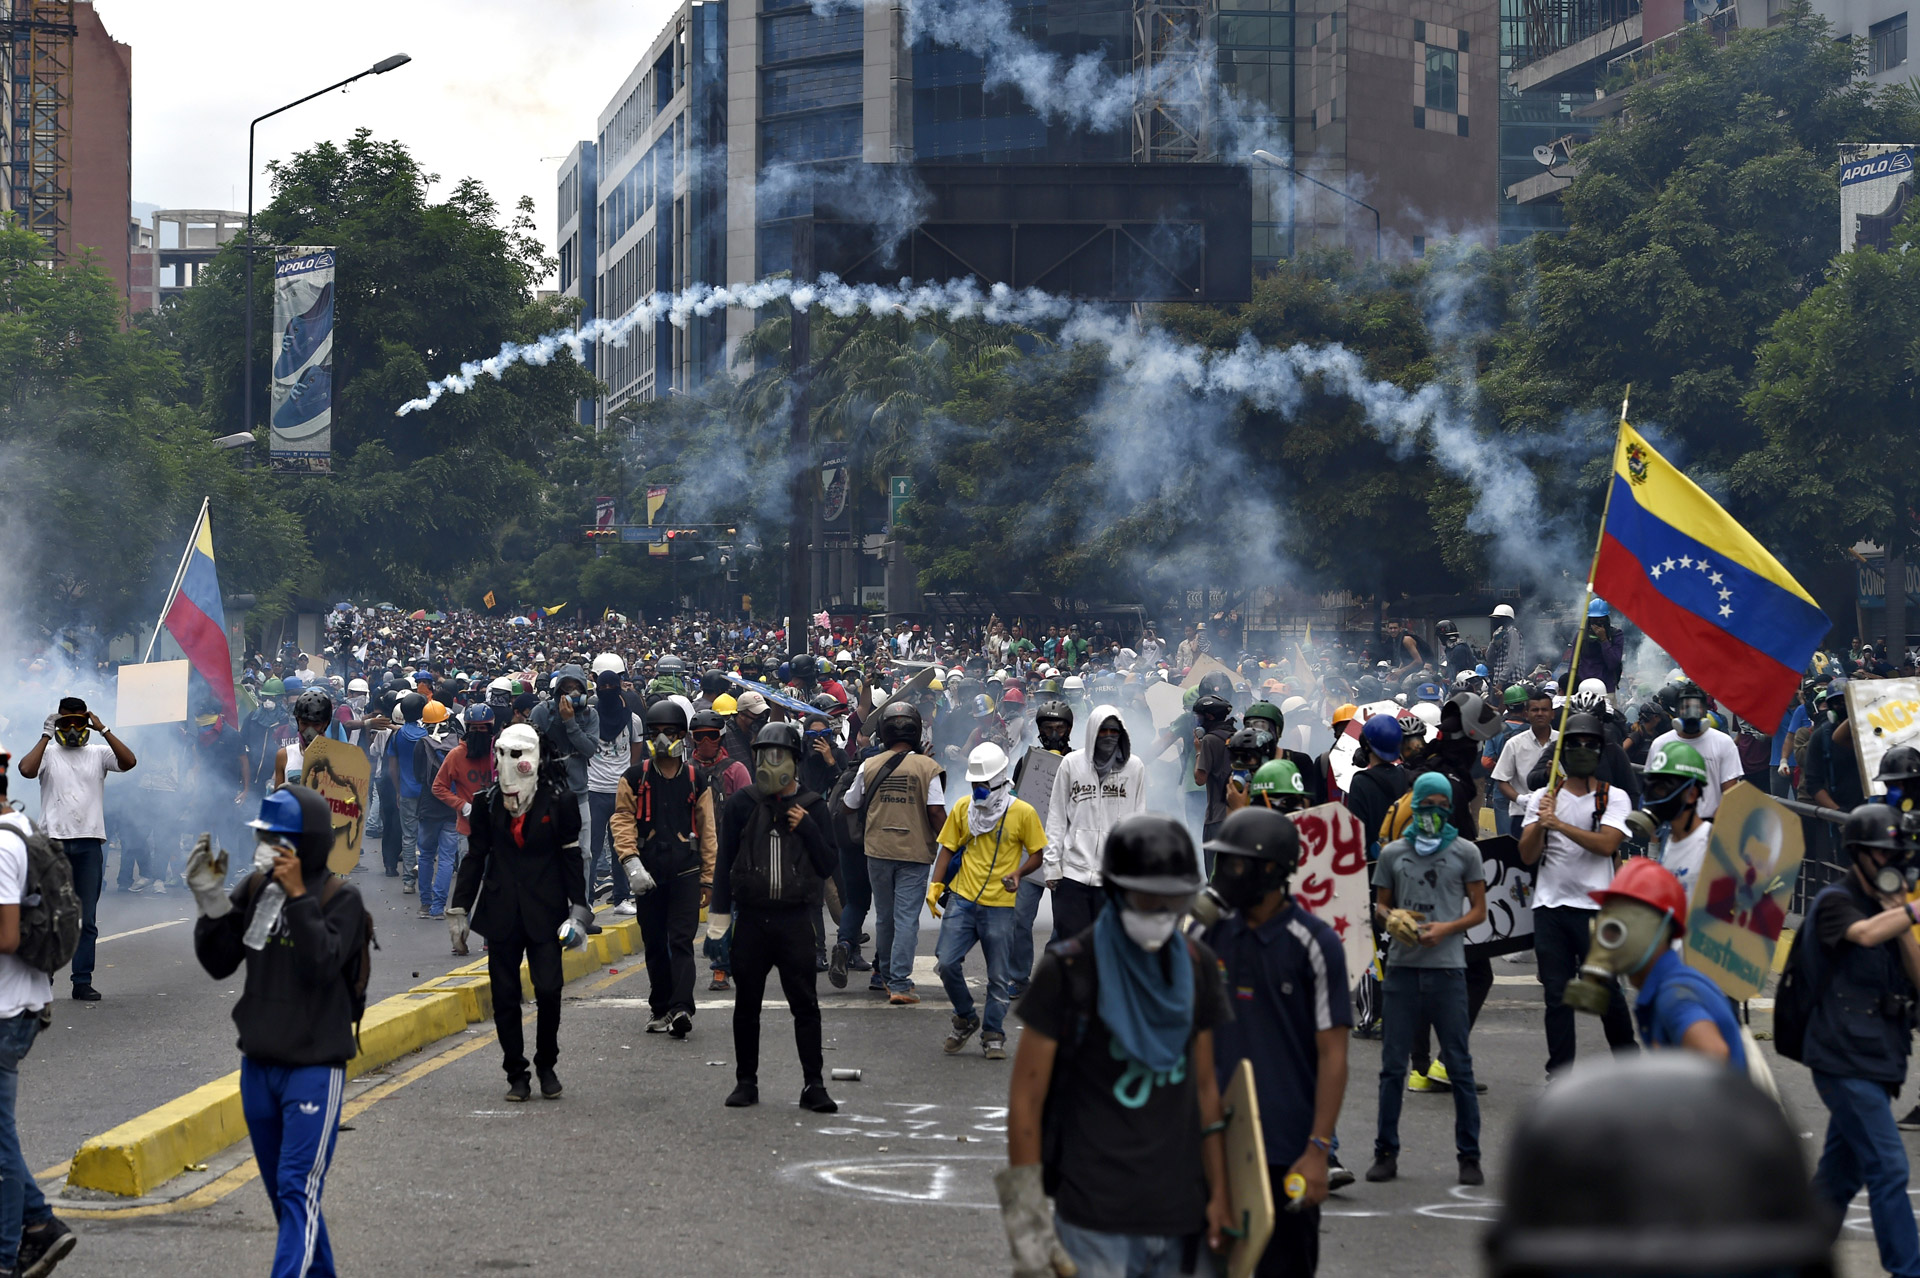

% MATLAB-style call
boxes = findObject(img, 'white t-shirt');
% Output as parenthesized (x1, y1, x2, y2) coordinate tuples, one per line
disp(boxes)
(1655, 819, 1712, 903)
(1647, 728, 1744, 818)
(0, 815, 52, 1018)
(35, 740, 124, 841)
(1523, 782, 1633, 910)
(587, 713, 644, 794)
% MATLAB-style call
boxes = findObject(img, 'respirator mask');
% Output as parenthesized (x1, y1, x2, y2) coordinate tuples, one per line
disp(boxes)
(1677, 698, 1708, 735)
(1210, 851, 1286, 912)
(1038, 721, 1071, 752)
(1642, 777, 1697, 825)
(1120, 907, 1180, 952)
(1860, 846, 1920, 897)
(1562, 899, 1674, 1016)
(650, 731, 686, 763)
(753, 746, 797, 797)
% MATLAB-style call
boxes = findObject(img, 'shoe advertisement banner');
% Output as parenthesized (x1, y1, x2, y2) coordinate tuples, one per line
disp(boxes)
(270, 246, 335, 473)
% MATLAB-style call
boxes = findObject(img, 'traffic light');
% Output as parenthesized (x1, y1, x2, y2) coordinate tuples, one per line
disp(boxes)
(583, 526, 618, 542)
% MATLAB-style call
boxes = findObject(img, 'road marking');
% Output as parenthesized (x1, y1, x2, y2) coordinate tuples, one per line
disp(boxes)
(97, 918, 189, 944)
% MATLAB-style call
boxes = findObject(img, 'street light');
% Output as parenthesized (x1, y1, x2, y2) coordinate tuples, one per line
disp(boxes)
(1251, 148, 1382, 263)
(243, 53, 413, 442)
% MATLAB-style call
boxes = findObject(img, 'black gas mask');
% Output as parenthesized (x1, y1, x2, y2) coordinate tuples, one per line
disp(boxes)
(1210, 850, 1288, 912)
(1641, 774, 1697, 825)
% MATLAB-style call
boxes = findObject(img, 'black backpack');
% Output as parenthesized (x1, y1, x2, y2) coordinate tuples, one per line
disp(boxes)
(729, 793, 822, 907)
(4, 816, 80, 976)
(1772, 898, 1831, 1064)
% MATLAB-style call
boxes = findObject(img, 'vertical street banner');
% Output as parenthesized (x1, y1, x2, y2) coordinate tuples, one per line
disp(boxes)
(821, 455, 850, 524)
(594, 497, 617, 528)
(270, 247, 336, 473)
(647, 485, 669, 558)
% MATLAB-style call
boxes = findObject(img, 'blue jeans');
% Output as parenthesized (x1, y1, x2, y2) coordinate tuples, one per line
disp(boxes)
(63, 838, 102, 987)
(866, 857, 931, 995)
(1376, 965, 1480, 1159)
(395, 792, 420, 886)
(1812, 1069, 1920, 1277)
(1009, 876, 1044, 998)
(240, 1058, 344, 1278)
(0, 1014, 49, 1268)
(1055, 1216, 1216, 1278)
(934, 897, 1015, 1034)
(416, 814, 459, 915)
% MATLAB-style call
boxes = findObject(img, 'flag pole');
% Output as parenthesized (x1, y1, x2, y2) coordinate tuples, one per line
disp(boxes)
(143, 497, 211, 664)
(1544, 388, 1631, 791)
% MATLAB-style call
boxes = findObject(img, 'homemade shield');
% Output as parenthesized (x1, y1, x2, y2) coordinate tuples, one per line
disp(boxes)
(297, 736, 371, 874)
(1289, 802, 1372, 984)
(1683, 783, 1802, 1000)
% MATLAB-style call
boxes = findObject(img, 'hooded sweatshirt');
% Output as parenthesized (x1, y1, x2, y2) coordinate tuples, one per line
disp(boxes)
(1043, 704, 1148, 886)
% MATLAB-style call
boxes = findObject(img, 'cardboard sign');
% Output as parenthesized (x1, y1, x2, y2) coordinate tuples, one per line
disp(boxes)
(1179, 654, 1238, 690)
(1222, 1058, 1274, 1278)
(1144, 681, 1186, 732)
(298, 737, 371, 875)
(115, 660, 190, 728)
(1847, 676, 1920, 795)
(1290, 802, 1372, 984)
(1683, 783, 1803, 1000)
(1014, 748, 1063, 830)
(1464, 835, 1534, 957)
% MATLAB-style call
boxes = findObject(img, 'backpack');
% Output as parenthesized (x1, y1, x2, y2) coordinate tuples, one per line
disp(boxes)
(245, 872, 377, 1047)
(729, 792, 822, 907)
(1771, 900, 1830, 1064)
(4, 816, 80, 976)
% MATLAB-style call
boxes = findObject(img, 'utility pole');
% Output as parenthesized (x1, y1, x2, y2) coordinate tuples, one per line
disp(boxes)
(786, 216, 814, 632)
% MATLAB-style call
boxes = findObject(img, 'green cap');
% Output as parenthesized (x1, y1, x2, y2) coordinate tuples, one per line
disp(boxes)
(1503, 683, 1529, 706)
(1249, 758, 1306, 798)
(1645, 741, 1709, 785)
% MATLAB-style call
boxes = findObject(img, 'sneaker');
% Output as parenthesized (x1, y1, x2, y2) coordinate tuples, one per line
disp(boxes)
(708, 972, 731, 991)
(417, 907, 433, 919)
(1365, 1154, 1397, 1183)
(401, 879, 416, 895)
(1426, 1061, 1487, 1094)
(725, 1082, 759, 1107)
(615, 900, 638, 916)
(19, 1214, 75, 1277)
(505, 1076, 531, 1103)
(71, 985, 100, 1003)
(1407, 1068, 1447, 1093)
(799, 1083, 838, 1113)
(943, 1013, 981, 1054)
(828, 942, 851, 988)
(847, 952, 872, 972)
(889, 991, 921, 1006)
(646, 1013, 672, 1033)
(149, 882, 166, 897)
(538, 1067, 563, 1099)
(815, 955, 828, 973)
(981, 1033, 1007, 1061)
(1899, 1105, 1920, 1131)
(867, 975, 887, 993)
(669, 1010, 692, 1039)
(125, 877, 147, 894)
(1327, 1153, 1355, 1192)
(1458, 1157, 1484, 1187)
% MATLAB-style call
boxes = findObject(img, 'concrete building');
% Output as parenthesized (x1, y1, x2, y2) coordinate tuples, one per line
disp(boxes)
(128, 209, 243, 313)
(70, 1, 129, 299)
(555, 141, 597, 425)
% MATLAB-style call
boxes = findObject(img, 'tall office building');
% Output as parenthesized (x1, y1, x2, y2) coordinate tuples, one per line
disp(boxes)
(556, 142, 598, 425)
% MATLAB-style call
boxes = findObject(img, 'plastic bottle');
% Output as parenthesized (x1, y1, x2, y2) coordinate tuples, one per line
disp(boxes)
(242, 882, 287, 950)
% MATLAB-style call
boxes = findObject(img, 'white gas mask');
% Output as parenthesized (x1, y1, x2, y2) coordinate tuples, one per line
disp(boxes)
(494, 724, 542, 815)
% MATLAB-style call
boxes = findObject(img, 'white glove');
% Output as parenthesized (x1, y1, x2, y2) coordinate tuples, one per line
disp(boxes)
(462, 801, 472, 817)
(446, 907, 469, 950)
(623, 855, 657, 896)
(40, 713, 55, 738)
(995, 1164, 1078, 1277)
(184, 835, 232, 919)
(707, 912, 730, 940)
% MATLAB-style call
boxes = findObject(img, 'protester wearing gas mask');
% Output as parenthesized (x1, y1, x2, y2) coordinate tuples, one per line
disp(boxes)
(1646, 681, 1744, 819)
(1202, 807, 1351, 1276)
(19, 697, 135, 1002)
(449, 724, 591, 1102)
(609, 701, 716, 1040)
(1562, 859, 1744, 1072)
(707, 722, 839, 1111)
(529, 663, 599, 899)
(1801, 802, 1920, 1277)
(1626, 742, 1712, 898)
(1518, 712, 1637, 1076)
(1044, 705, 1149, 943)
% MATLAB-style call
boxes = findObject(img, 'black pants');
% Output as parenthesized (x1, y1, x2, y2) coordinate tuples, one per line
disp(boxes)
(731, 905, 823, 1087)
(1255, 1190, 1319, 1277)
(1050, 879, 1104, 943)
(835, 841, 872, 949)
(1412, 952, 1495, 1075)
(488, 928, 563, 1080)
(377, 772, 401, 874)
(1533, 904, 1636, 1073)
(636, 868, 703, 1017)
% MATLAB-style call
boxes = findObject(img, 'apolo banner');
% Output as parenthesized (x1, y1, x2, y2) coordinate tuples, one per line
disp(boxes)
(270, 246, 336, 473)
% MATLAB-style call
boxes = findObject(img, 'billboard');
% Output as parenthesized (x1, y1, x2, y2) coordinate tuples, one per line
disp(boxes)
(1840, 144, 1914, 253)
(270, 247, 336, 473)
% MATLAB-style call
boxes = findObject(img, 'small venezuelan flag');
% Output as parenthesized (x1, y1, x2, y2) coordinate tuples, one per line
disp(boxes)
(161, 503, 237, 722)
(1592, 424, 1829, 732)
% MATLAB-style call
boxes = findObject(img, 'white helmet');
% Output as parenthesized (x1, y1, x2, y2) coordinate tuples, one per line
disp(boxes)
(1063, 675, 1085, 691)
(1453, 669, 1479, 687)
(348, 677, 369, 694)
(1280, 696, 1309, 716)
(966, 742, 1009, 783)
(488, 676, 515, 694)
(836, 650, 853, 663)
(591, 652, 626, 676)
(1411, 702, 1442, 730)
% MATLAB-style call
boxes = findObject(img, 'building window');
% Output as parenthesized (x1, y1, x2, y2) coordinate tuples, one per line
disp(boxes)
(1870, 13, 1907, 73)
(1425, 46, 1459, 112)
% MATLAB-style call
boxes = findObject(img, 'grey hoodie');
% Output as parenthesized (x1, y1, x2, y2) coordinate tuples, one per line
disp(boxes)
(530, 663, 598, 795)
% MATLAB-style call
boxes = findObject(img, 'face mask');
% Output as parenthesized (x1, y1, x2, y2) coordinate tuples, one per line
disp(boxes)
(1563, 898, 1673, 1015)
(1094, 734, 1119, 763)
(1864, 852, 1919, 896)
(1561, 744, 1601, 777)
(53, 726, 88, 748)
(1211, 854, 1279, 911)
(754, 751, 796, 797)
(1644, 780, 1696, 824)
(1678, 707, 1705, 734)
(651, 733, 684, 762)
(495, 727, 542, 812)
(1120, 908, 1179, 952)
(972, 782, 991, 803)
(1231, 769, 1251, 788)
(253, 837, 288, 873)
(299, 724, 322, 745)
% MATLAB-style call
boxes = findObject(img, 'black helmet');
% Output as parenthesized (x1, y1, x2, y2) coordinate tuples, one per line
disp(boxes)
(433, 678, 461, 705)
(657, 654, 687, 675)
(292, 688, 334, 724)
(1436, 618, 1458, 640)
(1227, 726, 1269, 772)
(644, 700, 688, 733)
(752, 720, 804, 758)
(689, 708, 726, 734)
(1486, 1055, 1834, 1277)
(1203, 807, 1299, 876)
(1102, 814, 1206, 897)
(1033, 700, 1073, 728)
(790, 653, 819, 681)
(700, 668, 731, 699)
(1196, 672, 1234, 700)
(398, 692, 428, 724)
(1561, 711, 1606, 742)
(878, 701, 923, 748)
(1843, 802, 1904, 852)
(810, 691, 840, 713)
(1879, 745, 1920, 784)
(1193, 694, 1232, 723)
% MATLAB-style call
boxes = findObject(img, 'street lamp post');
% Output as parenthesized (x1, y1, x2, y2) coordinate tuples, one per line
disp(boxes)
(244, 53, 412, 442)
(1251, 148, 1382, 262)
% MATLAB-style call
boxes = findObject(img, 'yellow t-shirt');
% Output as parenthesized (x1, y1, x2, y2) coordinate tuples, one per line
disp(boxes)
(938, 797, 1049, 909)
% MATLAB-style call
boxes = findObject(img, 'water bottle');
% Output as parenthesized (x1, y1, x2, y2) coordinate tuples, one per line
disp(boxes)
(242, 845, 286, 951)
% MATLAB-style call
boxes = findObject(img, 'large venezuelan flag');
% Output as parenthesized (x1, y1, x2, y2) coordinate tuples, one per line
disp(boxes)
(162, 507, 237, 722)
(1592, 424, 1828, 732)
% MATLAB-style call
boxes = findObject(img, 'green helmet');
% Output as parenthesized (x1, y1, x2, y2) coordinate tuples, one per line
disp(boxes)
(1503, 683, 1529, 706)
(1644, 741, 1709, 785)
(261, 677, 285, 696)
(1244, 701, 1284, 734)
(1249, 758, 1307, 800)
(1182, 685, 1202, 710)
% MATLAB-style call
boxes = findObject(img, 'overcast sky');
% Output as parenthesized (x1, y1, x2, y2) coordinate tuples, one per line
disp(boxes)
(96, 0, 678, 274)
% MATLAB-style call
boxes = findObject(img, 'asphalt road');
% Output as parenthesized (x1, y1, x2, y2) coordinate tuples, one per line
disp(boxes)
(24, 906, 1907, 1276)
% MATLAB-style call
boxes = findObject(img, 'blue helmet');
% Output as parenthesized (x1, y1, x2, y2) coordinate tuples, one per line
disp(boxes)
(1360, 713, 1404, 762)
(1587, 598, 1610, 619)
(1415, 681, 1444, 703)
(1474, 663, 1489, 677)
(247, 789, 306, 836)
(464, 703, 495, 726)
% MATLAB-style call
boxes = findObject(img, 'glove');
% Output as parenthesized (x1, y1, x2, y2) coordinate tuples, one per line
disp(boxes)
(446, 907, 470, 953)
(1385, 908, 1425, 948)
(184, 835, 232, 919)
(570, 903, 594, 930)
(40, 713, 55, 738)
(707, 912, 730, 941)
(926, 881, 946, 919)
(461, 802, 472, 818)
(994, 1164, 1078, 1278)
(623, 855, 657, 896)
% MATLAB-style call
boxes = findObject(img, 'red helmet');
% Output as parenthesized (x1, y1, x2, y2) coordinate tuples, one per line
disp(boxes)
(1001, 687, 1026, 705)
(1589, 858, 1689, 936)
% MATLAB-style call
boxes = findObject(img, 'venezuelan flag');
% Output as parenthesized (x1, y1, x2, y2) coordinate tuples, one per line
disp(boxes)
(161, 504, 237, 722)
(1592, 424, 1828, 732)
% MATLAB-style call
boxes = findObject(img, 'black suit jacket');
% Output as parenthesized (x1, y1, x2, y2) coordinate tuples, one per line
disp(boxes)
(451, 776, 586, 942)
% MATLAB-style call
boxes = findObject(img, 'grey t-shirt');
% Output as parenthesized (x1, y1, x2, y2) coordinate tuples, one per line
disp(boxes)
(1372, 836, 1485, 970)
